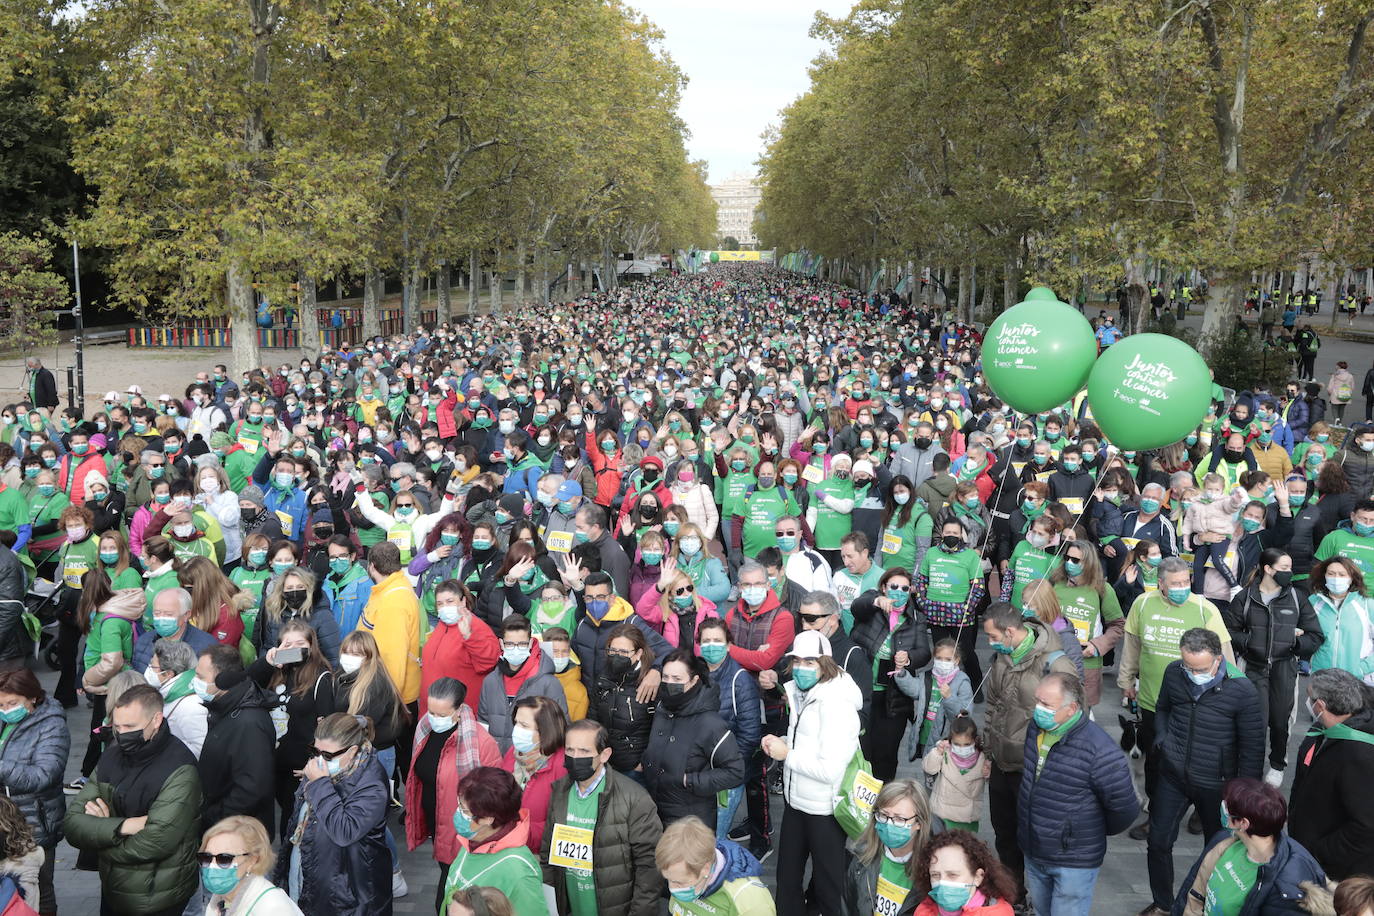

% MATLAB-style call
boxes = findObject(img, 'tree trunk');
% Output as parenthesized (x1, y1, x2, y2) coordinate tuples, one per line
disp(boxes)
(979, 271, 993, 321)
(468, 250, 479, 316)
(362, 265, 381, 340)
(298, 271, 320, 360)
(515, 239, 527, 306)
(226, 262, 261, 376)
(1003, 255, 1019, 312)
(437, 260, 451, 321)
(406, 262, 422, 331)
(490, 269, 503, 312)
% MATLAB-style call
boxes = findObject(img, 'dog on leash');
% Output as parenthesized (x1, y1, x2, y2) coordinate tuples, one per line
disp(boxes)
(1119, 707, 1148, 812)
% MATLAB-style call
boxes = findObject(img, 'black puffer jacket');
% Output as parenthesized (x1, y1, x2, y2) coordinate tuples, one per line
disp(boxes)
(595, 667, 657, 772)
(1154, 661, 1264, 793)
(1223, 583, 1324, 669)
(1289, 492, 1354, 576)
(849, 590, 932, 720)
(0, 698, 69, 847)
(198, 675, 277, 832)
(639, 682, 745, 826)
(273, 749, 392, 916)
(1336, 437, 1374, 503)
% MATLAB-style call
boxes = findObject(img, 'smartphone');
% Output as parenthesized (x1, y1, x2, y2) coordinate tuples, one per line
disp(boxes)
(275, 646, 305, 665)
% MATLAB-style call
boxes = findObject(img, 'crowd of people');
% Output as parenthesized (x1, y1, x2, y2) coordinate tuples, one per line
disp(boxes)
(0, 264, 1372, 916)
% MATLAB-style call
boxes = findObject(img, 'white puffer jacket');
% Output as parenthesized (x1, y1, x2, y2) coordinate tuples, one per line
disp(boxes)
(781, 670, 863, 815)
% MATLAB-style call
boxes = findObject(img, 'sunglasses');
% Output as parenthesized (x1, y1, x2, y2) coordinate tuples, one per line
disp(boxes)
(672, 584, 696, 596)
(886, 584, 911, 592)
(799, 613, 831, 625)
(309, 745, 354, 761)
(195, 852, 248, 867)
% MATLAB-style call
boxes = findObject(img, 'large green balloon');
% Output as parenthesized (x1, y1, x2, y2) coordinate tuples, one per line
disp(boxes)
(709, 251, 720, 263)
(1086, 333, 1211, 450)
(982, 287, 1098, 414)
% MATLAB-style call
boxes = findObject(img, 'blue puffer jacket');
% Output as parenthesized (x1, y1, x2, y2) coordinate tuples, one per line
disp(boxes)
(1017, 713, 1139, 869)
(0, 698, 70, 847)
(1171, 831, 1326, 916)
(708, 654, 761, 761)
(1154, 661, 1264, 793)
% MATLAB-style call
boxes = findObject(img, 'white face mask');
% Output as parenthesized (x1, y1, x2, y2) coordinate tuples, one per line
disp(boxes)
(932, 659, 958, 677)
(143, 667, 164, 688)
(437, 604, 461, 626)
(338, 654, 363, 674)
(425, 449, 442, 462)
(172, 524, 194, 539)
(66, 527, 86, 542)
(200, 478, 219, 494)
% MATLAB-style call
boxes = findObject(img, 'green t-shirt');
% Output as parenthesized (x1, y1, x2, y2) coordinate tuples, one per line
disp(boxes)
(668, 874, 776, 916)
(740, 487, 797, 557)
(1125, 591, 1231, 711)
(920, 548, 982, 604)
(1007, 542, 1059, 609)
(82, 611, 133, 673)
(880, 507, 933, 572)
(1204, 842, 1261, 915)
(813, 476, 856, 550)
(1055, 584, 1123, 670)
(562, 775, 604, 916)
(57, 536, 100, 590)
(875, 852, 914, 916)
(1314, 528, 1374, 590)
(0, 488, 26, 541)
(721, 470, 756, 521)
(110, 567, 143, 590)
(355, 490, 391, 548)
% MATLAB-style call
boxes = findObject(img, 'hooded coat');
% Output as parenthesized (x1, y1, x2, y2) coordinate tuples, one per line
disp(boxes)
(781, 671, 864, 815)
(0, 698, 69, 847)
(198, 675, 278, 832)
(640, 682, 745, 826)
(476, 640, 568, 753)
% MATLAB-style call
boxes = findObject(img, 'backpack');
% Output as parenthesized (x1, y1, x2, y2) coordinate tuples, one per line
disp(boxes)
(1042, 649, 1065, 676)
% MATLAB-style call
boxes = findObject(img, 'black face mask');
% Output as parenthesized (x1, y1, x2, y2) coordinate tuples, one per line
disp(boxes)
(941, 535, 963, 550)
(1223, 448, 1246, 463)
(566, 754, 598, 783)
(642, 469, 660, 483)
(606, 655, 634, 680)
(1271, 570, 1293, 588)
(115, 727, 148, 754)
(659, 680, 695, 711)
(241, 507, 259, 524)
(314, 525, 334, 540)
(283, 589, 309, 610)
(914, 437, 932, 450)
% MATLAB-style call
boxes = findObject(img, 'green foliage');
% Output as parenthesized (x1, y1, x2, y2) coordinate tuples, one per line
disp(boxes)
(1202, 328, 1293, 395)
(0, 230, 67, 350)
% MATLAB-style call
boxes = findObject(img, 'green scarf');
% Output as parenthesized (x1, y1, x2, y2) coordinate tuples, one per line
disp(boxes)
(1308, 722, 1374, 747)
(1009, 629, 1037, 665)
(163, 669, 196, 703)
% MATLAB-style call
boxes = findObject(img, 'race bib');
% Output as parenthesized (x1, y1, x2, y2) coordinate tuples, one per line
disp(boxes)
(1011, 462, 1026, 476)
(62, 561, 89, 588)
(387, 528, 412, 549)
(874, 876, 907, 916)
(851, 769, 882, 815)
(237, 435, 260, 455)
(802, 464, 825, 484)
(547, 530, 574, 554)
(548, 823, 594, 871)
(1034, 471, 1053, 483)
(273, 510, 293, 531)
(1059, 497, 1084, 516)
(1120, 537, 1141, 551)
(882, 533, 902, 555)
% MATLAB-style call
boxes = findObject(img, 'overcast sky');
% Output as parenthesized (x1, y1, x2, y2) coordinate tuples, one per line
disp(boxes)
(630, 0, 855, 185)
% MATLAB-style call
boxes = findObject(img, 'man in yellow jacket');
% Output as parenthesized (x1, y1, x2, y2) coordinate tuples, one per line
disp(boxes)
(357, 540, 422, 706)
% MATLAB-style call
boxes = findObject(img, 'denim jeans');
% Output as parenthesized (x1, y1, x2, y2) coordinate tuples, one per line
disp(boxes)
(375, 746, 400, 870)
(716, 784, 744, 840)
(1024, 857, 1100, 916)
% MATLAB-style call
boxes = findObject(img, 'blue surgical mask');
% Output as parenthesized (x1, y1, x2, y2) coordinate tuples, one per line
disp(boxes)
(1326, 576, 1351, 596)
(1187, 664, 1217, 686)
(874, 820, 912, 850)
(700, 643, 728, 665)
(502, 646, 531, 668)
(1064, 559, 1084, 578)
(453, 807, 478, 838)
(776, 534, 798, 552)
(740, 586, 767, 606)
(1032, 704, 1062, 731)
(200, 864, 241, 896)
(929, 882, 975, 911)
(885, 587, 909, 607)
(792, 666, 819, 690)
(1139, 497, 1161, 514)
(428, 713, 455, 733)
(151, 616, 179, 637)
(1166, 586, 1192, 605)
(511, 725, 538, 754)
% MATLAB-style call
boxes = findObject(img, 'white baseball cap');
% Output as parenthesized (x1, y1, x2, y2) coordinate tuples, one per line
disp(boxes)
(790, 630, 832, 660)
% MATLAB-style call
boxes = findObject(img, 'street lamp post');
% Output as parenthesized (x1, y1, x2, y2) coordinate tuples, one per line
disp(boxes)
(71, 239, 85, 412)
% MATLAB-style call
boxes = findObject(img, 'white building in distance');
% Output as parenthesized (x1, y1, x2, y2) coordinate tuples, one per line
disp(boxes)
(710, 173, 761, 247)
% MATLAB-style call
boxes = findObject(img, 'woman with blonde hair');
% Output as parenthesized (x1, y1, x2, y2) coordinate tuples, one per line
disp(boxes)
(0, 796, 43, 906)
(335, 630, 406, 781)
(1020, 578, 1085, 681)
(1048, 536, 1125, 706)
(194, 463, 242, 565)
(655, 815, 775, 915)
(198, 815, 302, 915)
(257, 565, 341, 664)
(669, 521, 730, 605)
(177, 555, 246, 648)
(96, 528, 142, 590)
(635, 564, 721, 650)
(275, 713, 392, 914)
(845, 778, 933, 916)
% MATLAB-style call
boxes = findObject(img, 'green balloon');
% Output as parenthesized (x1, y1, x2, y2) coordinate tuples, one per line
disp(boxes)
(1085, 333, 1211, 450)
(982, 287, 1097, 414)
(709, 251, 720, 263)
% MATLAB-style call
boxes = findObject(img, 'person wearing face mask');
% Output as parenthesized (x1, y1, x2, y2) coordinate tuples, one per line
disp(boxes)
(892, 421, 947, 490)
(1288, 668, 1374, 882)
(1314, 498, 1374, 584)
(357, 541, 423, 714)
(439, 766, 546, 916)
(540, 718, 664, 916)
(916, 519, 986, 690)
(537, 626, 589, 720)
(405, 678, 504, 909)
(979, 603, 1079, 900)
(0, 668, 70, 914)
(1138, 628, 1263, 916)
(420, 579, 500, 717)
(999, 515, 1062, 609)
(143, 639, 208, 759)
(669, 464, 719, 542)
(64, 685, 203, 916)
(236, 484, 285, 547)
(583, 414, 626, 510)
(639, 652, 745, 828)
(842, 778, 933, 916)
(500, 696, 568, 856)
(1018, 673, 1139, 916)
(476, 616, 567, 754)
(196, 815, 302, 916)
(1194, 431, 1258, 492)
(808, 453, 856, 570)
(654, 816, 773, 916)
(192, 645, 277, 837)
(1119, 481, 1180, 560)
(23, 468, 69, 576)
(274, 712, 394, 915)
(1307, 556, 1374, 682)
(249, 450, 309, 544)
(764, 629, 862, 914)
(1223, 548, 1323, 787)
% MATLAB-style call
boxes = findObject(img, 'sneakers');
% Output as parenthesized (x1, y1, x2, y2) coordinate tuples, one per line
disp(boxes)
(63, 776, 87, 796)
(392, 869, 408, 898)
(727, 825, 751, 843)
(1128, 821, 1150, 841)
(749, 843, 774, 865)
(1264, 766, 1285, 787)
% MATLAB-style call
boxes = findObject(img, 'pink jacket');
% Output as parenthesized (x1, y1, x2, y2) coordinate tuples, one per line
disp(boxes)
(634, 590, 720, 650)
(500, 747, 566, 856)
(1184, 488, 1246, 542)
